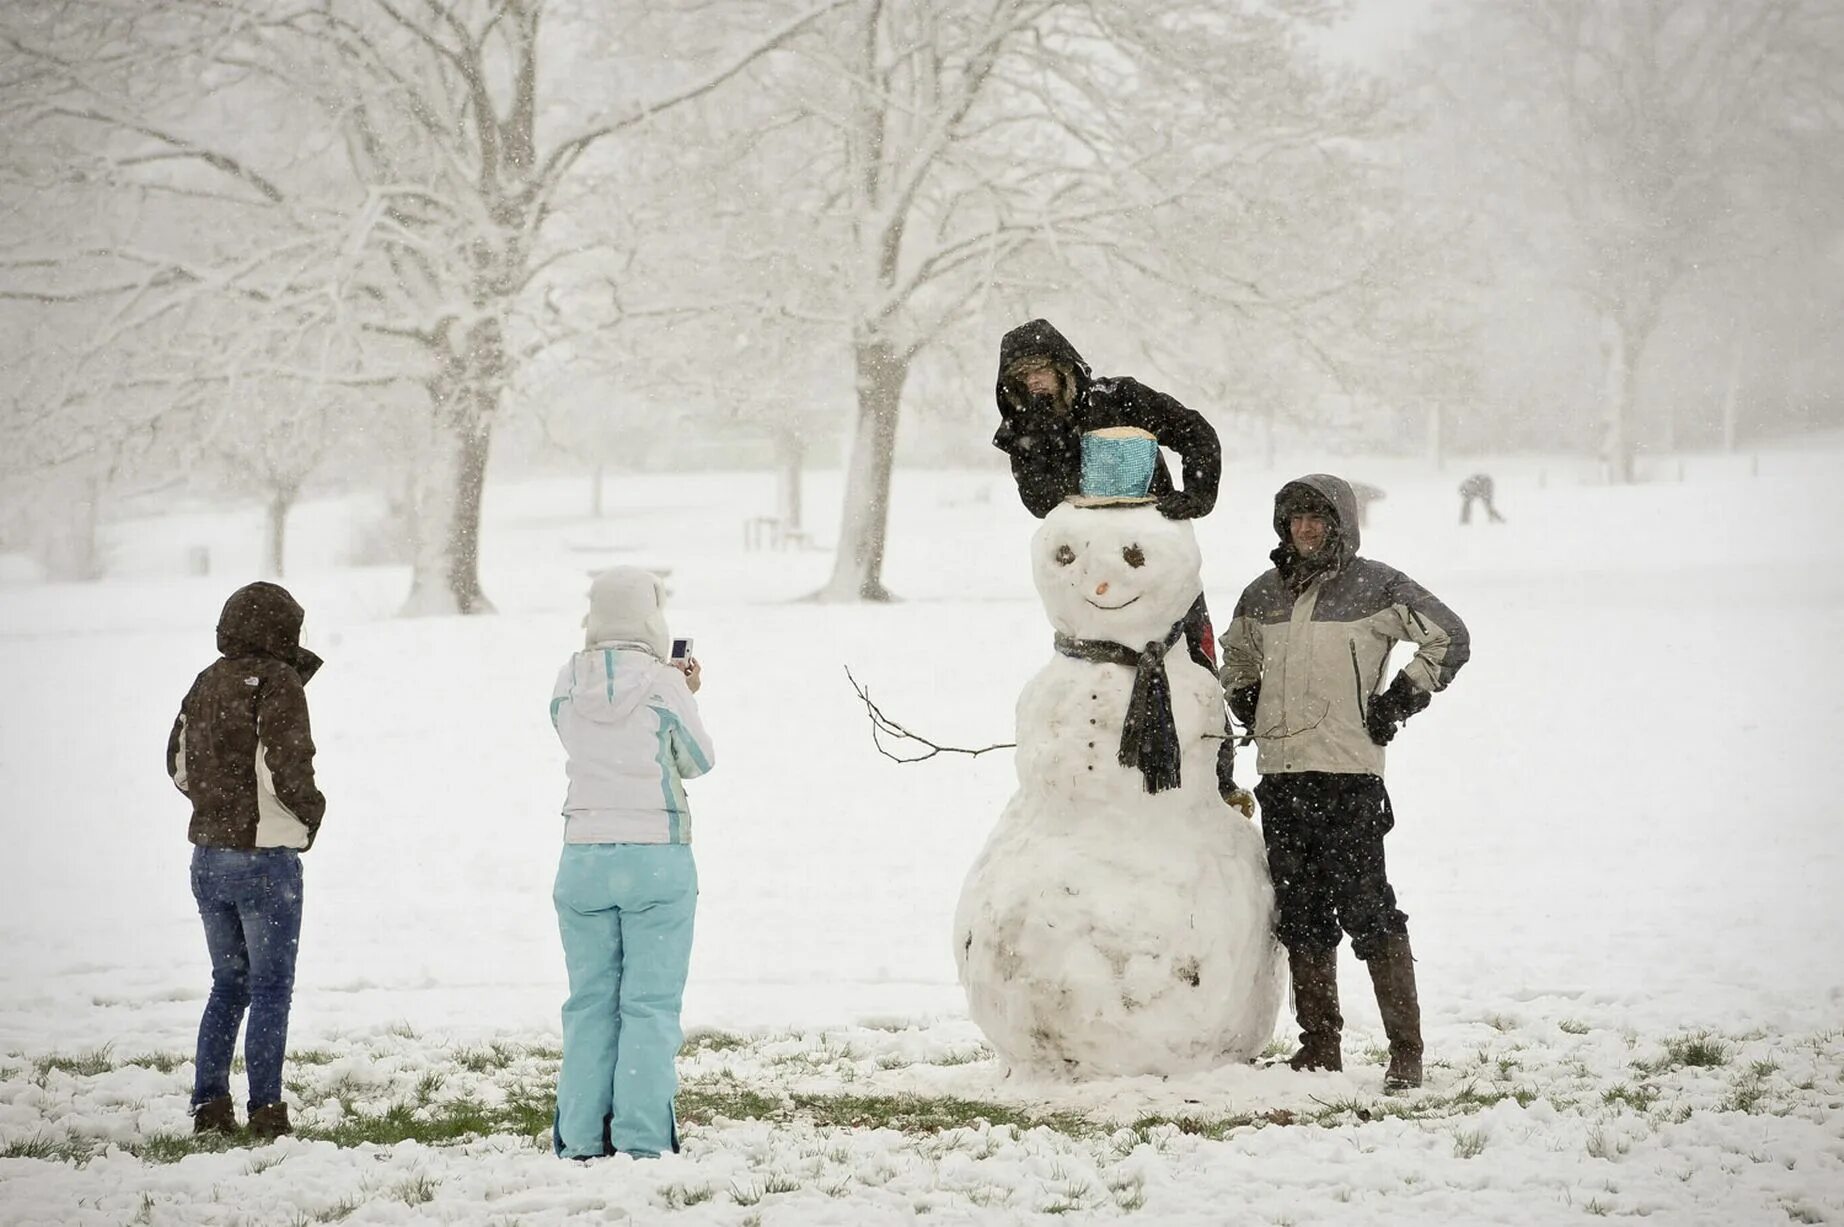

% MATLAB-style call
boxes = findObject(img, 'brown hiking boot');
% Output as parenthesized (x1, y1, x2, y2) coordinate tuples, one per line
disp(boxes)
(192, 1095, 237, 1136)
(1284, 946, 1343, 1072)
(1366, 933, 1424, 1091)
(247, 1102, 293, 1139)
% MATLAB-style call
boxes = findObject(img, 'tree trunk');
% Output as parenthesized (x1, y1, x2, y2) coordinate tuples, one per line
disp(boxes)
(773, 427, 805, 533)
(1719, 342, 1744, 453)
(1599, 316, 1641, 484)
(264, 483, 297, 578)
(402, 351, 499, 616)
(816, 339, 907, 601)
(444, 421, 494, 612)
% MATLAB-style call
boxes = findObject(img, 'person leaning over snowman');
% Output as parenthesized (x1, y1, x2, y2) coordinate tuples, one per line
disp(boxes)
(548, 567, 714, 1160)
(990, 318, 1247, 810)
(1222, 475, 1470, 1091)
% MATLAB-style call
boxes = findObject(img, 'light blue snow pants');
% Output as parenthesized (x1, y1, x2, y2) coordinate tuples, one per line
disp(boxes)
(552, 842, 697, 1159)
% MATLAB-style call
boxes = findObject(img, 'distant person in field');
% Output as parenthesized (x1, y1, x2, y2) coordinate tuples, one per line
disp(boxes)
(167, 582, 325, 1140)
(991, 318, 1247, 809)
(549, 567, 714, 1161)
(1458, 472, 1506, 524)
(1223, 475, 1470, 1091)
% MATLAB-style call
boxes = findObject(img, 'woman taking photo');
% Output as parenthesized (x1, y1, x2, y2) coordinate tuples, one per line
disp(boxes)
(548, 567, 714, 1160)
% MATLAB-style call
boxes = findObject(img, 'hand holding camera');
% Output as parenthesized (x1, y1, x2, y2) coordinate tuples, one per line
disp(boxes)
(670, 638, 702, 693)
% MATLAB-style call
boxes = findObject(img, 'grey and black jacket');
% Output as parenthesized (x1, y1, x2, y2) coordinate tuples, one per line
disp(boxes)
(1222, 475, 1469, 777)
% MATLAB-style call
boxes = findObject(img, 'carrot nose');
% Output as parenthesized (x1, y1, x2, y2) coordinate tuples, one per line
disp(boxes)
(1095, 581, 1110, 596)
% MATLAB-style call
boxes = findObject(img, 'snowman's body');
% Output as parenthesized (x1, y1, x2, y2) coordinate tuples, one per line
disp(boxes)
(955, 503, 1282, 1078)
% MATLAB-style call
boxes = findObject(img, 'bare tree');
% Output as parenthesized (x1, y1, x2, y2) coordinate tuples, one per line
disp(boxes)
(0, 0, 847, 611)
(1427, 0, 1844, 481)
(698, 0, 1398, 600)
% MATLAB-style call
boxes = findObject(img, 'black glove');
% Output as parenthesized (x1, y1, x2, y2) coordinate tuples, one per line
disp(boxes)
(1228, 683, 1260, 730)
(1155, 490, 1204, 520)
(1365, 673, 1430, 746)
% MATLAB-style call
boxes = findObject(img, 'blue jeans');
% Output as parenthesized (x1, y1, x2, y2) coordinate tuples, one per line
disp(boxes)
(190, 846, 303, 1112)
(552, 843, 697, 1159)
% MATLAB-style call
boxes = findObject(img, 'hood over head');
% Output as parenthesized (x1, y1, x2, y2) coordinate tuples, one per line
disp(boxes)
(583, 566, 670, 659)
(1271, 473, 1360, 579)
(995, 318, 1092, 416)
(216, 581, 322, 681)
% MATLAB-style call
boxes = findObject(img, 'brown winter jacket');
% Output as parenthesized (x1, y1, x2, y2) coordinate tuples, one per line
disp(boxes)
(167, 582, 326, 849)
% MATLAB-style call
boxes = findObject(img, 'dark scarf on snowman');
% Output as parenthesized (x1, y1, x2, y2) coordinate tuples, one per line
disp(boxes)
(1053, 592, 1205, 794)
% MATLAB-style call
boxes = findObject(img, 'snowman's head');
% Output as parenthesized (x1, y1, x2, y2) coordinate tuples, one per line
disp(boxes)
(1031, 503, 1202, 645)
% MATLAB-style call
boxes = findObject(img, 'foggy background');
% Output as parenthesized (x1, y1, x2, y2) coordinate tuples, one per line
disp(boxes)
(2, 0, 1840, 608)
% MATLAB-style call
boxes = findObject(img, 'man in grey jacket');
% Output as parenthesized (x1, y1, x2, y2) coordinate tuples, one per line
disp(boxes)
(1222, 475, 1470, 1090)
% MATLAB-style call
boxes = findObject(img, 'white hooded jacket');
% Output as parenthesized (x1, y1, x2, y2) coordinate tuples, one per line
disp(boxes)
(551, 642, 714, 843)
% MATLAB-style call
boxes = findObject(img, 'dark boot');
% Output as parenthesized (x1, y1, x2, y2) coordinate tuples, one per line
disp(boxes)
(1285, 946, 1343, 1072)
(247, 1102, 293, 1139)
(192, 1095, 237, 1137)
(1366, 933, 1424, 1091)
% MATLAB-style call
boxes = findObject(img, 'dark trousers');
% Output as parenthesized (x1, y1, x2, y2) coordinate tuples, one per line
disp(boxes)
(1255, 773, 1407, 960)
(1180, 597, 1238, 792)
(191, 846, 303, 1110)
(1460, 494, 1504, 524)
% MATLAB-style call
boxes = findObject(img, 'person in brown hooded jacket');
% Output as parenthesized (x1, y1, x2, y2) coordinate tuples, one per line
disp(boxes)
(167, 581, 325, 1138)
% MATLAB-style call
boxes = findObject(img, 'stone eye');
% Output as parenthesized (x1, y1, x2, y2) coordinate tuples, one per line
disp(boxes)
(1123, 544, 1145, 568)
(1054, 544, 1076, 566)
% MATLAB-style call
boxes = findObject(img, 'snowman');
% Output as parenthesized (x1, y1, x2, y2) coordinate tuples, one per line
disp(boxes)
(954, 428, 1282, 1078)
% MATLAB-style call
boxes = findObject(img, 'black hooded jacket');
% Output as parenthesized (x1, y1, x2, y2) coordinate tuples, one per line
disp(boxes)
(991, 319, 1220, 519)
(167, 582, 326, 849)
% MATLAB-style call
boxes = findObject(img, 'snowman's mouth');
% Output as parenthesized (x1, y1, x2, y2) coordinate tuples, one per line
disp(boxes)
(1085, 594, 1142, 611)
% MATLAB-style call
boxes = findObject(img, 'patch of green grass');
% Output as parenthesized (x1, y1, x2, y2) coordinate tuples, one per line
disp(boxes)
(1667, 1033, 1730, 1068)
(681, 1029, 750, 1056)
(680, 1081, 1096, 1136)
(392, 1173, 438, 1205)
(1127, 1112, 1258, 1141)
(659, 1183, 716, 1209)
(33, 1047, 116, 1079)
(1, 1134, 63, 1160)
(930, 1046, 991, 1067)
(412, 1070, 446, 1106)
(679, 1084, 786, 1124)
(454, 1041, 530, 1074)
(245, 1150, 289, 1175)
(1559, 1019, 1591, 1035)
(796, 1092, 1091, 1136)
(1722, 1062, 1778, 1114)
(127, 1131, 242, 1165)
(289, 1048, 339, 1066)
(1638, 1032, 1730, 1074)
(1482, 1013, 1518, 1033)
(123, 1052, 188, 1074)
(1601, 1082, 1660, 1112)
(1453, 1127, 1488, 1158)
(300, 1097, 507, 1148)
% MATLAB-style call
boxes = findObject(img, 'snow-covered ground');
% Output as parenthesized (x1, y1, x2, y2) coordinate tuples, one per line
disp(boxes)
(2, 451, 1841, 1224)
